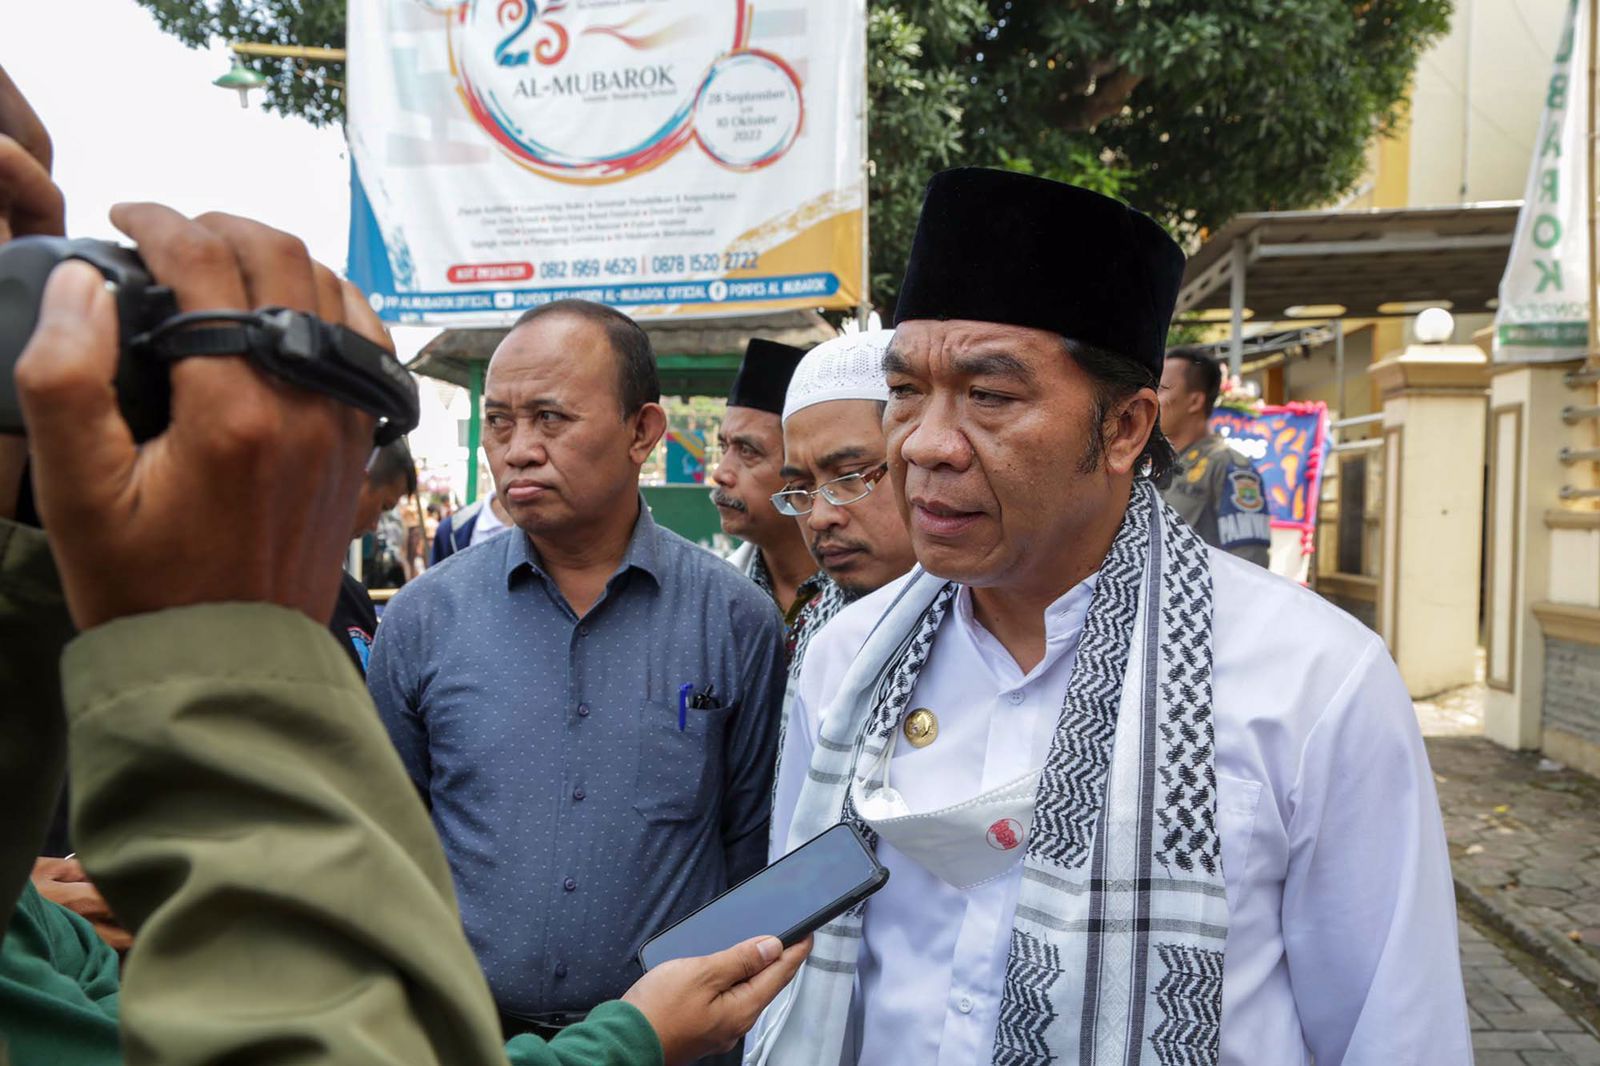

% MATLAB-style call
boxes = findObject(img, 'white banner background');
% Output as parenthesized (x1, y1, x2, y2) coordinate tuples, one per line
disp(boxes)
(347, 0, 866, 324)
(1494, 0, 1591, 363)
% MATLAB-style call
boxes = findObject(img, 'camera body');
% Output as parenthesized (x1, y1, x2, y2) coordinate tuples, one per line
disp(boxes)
(0, 236, 178, 441)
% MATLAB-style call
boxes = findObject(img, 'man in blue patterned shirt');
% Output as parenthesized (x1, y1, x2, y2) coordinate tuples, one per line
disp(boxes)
(368, 300, 786, 1050)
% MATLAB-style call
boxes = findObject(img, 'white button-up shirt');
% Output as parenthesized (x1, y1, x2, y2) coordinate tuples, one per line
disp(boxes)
(770, 549, 1471, 1066)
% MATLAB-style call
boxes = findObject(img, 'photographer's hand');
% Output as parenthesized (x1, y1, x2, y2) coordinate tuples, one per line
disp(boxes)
(13, 205, 379, 629)
(622, 935, 810, 1065)
(0, 61, 63, 518)
(0, 63, 63, 244)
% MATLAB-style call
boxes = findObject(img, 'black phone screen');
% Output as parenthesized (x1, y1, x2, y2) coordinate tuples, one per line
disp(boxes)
(638, 822, 886, 970)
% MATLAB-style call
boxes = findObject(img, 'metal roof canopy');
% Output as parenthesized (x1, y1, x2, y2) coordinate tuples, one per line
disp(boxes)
(405, 309, 839, 396)
(1177, 201, 1521, 373)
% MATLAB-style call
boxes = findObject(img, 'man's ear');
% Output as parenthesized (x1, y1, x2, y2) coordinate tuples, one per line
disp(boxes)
(1105, 388, 1160, 477)
(629, 402, 668, 464)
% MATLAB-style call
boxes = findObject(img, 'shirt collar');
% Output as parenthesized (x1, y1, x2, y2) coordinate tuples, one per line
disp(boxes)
(952, 572, 1100, 683)
(503, 494, 664, 590)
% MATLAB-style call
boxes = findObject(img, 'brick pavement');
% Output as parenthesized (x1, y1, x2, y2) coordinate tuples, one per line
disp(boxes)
(1429, 736, 1600, 1002)
(1463, 916, 1600, 1065)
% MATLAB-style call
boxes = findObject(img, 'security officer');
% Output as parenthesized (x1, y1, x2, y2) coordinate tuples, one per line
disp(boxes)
(1157, 346, 1271, 566)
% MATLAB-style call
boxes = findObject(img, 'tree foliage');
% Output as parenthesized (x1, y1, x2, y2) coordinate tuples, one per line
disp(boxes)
(138, 0, 1452, 312)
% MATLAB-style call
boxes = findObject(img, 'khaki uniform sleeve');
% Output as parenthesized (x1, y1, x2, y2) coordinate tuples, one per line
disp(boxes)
(61, 601, 664, 1066)
(62, 602, 516, 1066)
(0, 519, 74, 927)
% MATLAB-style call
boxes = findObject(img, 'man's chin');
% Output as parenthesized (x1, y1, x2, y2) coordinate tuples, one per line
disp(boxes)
(714, 509, 751, 538)
(909, 537, 996, 587)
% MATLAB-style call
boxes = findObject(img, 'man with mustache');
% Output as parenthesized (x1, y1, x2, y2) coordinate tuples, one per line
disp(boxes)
(368, 300, 786, 1058)
(754, 169, 1469, 1065)
(712, 340, 819, 651)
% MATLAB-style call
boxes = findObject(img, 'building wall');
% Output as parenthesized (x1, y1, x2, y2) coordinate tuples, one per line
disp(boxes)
(1408, 0, 1568, 207)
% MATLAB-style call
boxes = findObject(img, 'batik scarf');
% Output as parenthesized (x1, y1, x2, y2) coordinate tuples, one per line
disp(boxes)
(749, 480, 1227, 1066)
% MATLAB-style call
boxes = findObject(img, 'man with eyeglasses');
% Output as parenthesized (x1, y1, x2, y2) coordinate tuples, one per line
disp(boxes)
(713, 339, 821, 653)
(1157, 346, 1271, 567)
(764, 331, 917, 852)
(769, 330, 917, 671)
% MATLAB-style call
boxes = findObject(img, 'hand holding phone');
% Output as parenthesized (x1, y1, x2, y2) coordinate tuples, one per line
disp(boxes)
(638, 822, 887, 970)
(623, 934, 810, 1065)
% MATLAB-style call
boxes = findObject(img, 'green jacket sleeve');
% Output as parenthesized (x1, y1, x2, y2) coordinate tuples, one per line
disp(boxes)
(0, 518, 74, 929)
(507, 1002, 663, 1066)
(61, 600, 662, 1066)
(0, 882, 121, 1066)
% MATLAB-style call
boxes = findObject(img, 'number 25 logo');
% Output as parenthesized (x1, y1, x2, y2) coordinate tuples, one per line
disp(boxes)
(495, 0, 569, 68)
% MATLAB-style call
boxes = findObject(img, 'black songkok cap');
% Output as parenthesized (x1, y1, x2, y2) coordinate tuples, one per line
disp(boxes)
(892, 167, 1186, 378)
(726, 338, 809, 414)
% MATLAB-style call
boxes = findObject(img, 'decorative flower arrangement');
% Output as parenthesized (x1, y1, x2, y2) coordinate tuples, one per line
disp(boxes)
(1214, 375, 1263, 417)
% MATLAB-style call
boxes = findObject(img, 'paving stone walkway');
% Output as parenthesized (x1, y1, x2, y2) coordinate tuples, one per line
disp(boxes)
(1430, 735, 1600, 1001)
(1464, 916, 1600, 1064)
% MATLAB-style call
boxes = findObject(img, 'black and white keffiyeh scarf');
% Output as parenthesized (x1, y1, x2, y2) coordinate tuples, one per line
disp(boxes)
(750, 481, 1226, 1066)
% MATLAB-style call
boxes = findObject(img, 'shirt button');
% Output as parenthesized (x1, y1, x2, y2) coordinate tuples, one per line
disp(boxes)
(573, 787, 586, 801)
(1008, 691, 1024, 705)
(554, 962, 568, 979)
(577, 703, 591, 717)
(578, 625, 590, 636)
(563, 877, 577, 892)
(957, 995, 974, 1014)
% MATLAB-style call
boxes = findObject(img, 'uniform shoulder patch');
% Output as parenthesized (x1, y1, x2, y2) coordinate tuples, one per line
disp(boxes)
(1225, 468, 1265, 513)
(1216, 467, 1270, 548)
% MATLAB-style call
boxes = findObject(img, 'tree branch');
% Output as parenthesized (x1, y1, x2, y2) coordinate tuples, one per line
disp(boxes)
(1068, 68, 1144, 130)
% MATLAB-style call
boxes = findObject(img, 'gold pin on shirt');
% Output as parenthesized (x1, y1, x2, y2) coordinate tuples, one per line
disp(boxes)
(903, 708, 939, 748)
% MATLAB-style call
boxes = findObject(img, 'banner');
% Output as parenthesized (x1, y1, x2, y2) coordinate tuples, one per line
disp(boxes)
(1209, 402, 1330, 552)
(665, 428, 708, 483)
(347, 0, 867, 324)
(1494, 0, 1591, 363)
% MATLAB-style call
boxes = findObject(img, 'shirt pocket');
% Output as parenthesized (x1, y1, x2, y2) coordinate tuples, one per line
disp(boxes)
(1216, 774, 1264, 885)
(633, 699, 731, 824)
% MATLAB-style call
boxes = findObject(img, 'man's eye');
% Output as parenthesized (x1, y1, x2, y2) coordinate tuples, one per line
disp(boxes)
(486, 414, 511, 429)
(538, 410, 564, 423)
(971, 389, 1009, 405)
(886, 382, 917, 398)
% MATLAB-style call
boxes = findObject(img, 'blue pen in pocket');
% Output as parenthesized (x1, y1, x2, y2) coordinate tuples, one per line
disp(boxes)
(677, 682, 692, 731)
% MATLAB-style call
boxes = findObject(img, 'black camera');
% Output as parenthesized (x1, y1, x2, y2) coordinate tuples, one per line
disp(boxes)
(0, 236, 419, 444)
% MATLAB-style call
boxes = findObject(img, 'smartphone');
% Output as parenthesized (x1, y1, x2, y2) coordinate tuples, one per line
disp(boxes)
(637, 822, 888, 971)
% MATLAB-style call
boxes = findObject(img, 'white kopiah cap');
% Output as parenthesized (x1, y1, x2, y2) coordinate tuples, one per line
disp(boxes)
(781, 329, 896, 425)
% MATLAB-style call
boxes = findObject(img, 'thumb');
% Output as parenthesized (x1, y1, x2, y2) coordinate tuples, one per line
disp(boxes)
(701, 935, 785, 990)
(14, 259, 136, 524)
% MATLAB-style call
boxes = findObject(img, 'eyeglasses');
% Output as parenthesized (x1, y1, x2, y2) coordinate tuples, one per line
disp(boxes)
(771, 463, 889, 516)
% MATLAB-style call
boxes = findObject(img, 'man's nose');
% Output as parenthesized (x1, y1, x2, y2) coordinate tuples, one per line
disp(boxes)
(807, 494, 847, 533)
(504, 423, 547, 468)
(711, 459, 736, 489)
(900, 398, 974, 472)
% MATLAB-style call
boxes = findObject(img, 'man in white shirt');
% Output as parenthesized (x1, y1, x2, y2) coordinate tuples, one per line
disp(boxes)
(754, 168, 1470, 1066)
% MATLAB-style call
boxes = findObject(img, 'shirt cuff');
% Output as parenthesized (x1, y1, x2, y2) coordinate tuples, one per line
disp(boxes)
(62, 602, 356, 719)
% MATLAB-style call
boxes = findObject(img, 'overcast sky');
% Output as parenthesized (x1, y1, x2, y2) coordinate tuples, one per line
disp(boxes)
(4, 1, 352, 264)
(4, 2, 457, 462)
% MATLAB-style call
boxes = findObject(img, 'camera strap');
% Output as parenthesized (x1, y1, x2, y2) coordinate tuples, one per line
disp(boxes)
(132, 308, 420, 445)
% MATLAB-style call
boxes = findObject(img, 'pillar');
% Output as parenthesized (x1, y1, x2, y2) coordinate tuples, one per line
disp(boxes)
(1370, 342, 1490, 697)
(1484, 361, 1600, 766)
